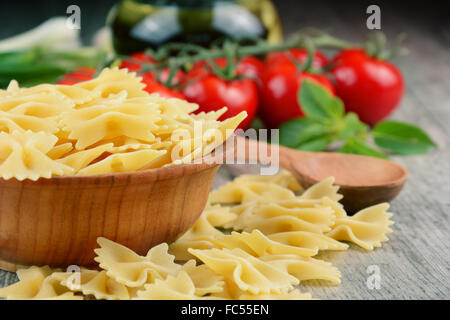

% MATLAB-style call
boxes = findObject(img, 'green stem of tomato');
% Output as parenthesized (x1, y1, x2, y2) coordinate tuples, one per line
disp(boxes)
(140, 40, 304, 73)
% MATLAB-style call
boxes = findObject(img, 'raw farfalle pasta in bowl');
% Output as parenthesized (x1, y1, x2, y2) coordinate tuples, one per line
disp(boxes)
(0, 67, 247, 181)
(0, 67, 247, 272)
(0, 171, 394, 300)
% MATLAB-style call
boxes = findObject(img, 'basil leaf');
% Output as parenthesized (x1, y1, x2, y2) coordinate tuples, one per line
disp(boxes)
(296, 136, 334, 152)
(373, 120, 437, 155)
(340, 112, 369, 140)
(279, 117, 330, 149)
(339, 138, 388, 159)
(299, 80, 345, 122)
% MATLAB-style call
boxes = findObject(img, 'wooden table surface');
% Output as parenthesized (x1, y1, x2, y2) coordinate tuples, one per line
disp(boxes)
(0, 1, 449, 299)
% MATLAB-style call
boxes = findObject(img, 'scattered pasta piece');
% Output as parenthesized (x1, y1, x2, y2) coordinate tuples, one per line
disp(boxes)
(135, 271, 201, 300)
(233, 170, 303, 192)
(182, 260, 225, 296)
(53, 268, 130, 300)
(268, 231, 348, 252)
(326, 203, 394, 250)
(300, 177, 343, 202)
(260, 254, 341, 284)
(0, 171, 395, 300)
(0, 266, 81, 300)
(188, 248, 299, 295)
(215, 230, 318, 257)
(227, 201, 336, 234)
(94, 237, 181, 287)
(210, 181, 296, 204)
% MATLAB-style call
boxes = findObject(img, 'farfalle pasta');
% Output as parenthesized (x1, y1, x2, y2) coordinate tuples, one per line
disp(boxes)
(0, 171, 395, 300)
(94, 237, 182, 287)
(326, 203, 394, 250)
(0, 130, 73, 180)
(0, 266, 81, 300)
(0, 68, 246, 181)
(188, 247, 299, 295)
(52, 268, 131, 300)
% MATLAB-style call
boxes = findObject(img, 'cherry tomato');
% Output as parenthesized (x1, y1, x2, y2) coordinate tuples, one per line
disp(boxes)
(119, 52, 157, 72)
(119, 51, 185, 99)
(193, 56, 264, 87)
(265, 49, 329, 70)
(182, 68, 258, 130)
(140, 71, 185, 99)
(260, 61, 335, 129)
(331, 49, 404, 125)
(57, 67, 96, 84)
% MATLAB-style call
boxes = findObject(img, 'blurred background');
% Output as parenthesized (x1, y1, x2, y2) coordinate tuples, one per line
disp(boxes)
(0, 0, 448, 146)
(0, 0, 448, 43)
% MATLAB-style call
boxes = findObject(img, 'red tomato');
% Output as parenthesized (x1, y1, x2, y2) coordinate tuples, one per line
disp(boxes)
(119, 52, 157, 72)
(260, 61, 335, 129)
(140, 71, 185, 99)
(192, 56, 264, 87)
(182, 68, 258, 130)
(119, 52, 185, 99)
(265, 49, 329, 70)
(331, 49, 404, 125)
(57, 67, 96, 84)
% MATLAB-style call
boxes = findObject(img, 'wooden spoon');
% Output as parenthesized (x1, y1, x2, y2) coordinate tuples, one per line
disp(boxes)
(225, 135, 408, 213)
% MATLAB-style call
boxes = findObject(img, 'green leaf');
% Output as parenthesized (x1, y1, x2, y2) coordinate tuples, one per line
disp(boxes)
(296, 136, 334, 152)
(340, 112, 369, 140)
(299, 80, 345, 122)
(279, 117, 331, 149)
(373, 120, 437, 155)
(339, 138, 388, 159)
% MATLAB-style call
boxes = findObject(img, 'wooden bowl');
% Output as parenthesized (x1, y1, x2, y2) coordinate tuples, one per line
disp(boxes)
(0, 162, 220, 272)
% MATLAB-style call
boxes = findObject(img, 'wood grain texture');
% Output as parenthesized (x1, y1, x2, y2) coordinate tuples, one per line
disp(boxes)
(1, 0, 449, 299)
(0, 162, 219, 271)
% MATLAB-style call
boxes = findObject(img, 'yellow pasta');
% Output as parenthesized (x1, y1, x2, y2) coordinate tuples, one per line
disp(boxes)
(268, 231, 349, 252)
(215, 230, 318, 257)
(134, 271, 198, 300)
(300, 177, 343, 202)
(94, 237, 181, 287)
(169, 205, 237, 261)
(0, 111, 59, 134)
(0, 130, 73, 180)
(232, 170, 303, 192)
(188, 248, 299, 295)
(181, 260, 225, 296)
(0, 266, 81, 300)
(227, 201, 336, 234)
(0, 68, 246, 180)
(77, 149, 166, 175)
(326, 203, 394, 250)
(56, 143, 113, 173)
(209, 181, 297, 204)
(260, 254, 341, 284)
(74, 68, 148, 99)
(0, 171, 395, 300)
(52, 268, 131, 300)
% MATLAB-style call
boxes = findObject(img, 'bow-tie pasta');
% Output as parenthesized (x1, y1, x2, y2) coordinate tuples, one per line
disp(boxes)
(0, 171, 395, 300)
(94, 237, 182, 287)
(188, 247, 299, 295)
(0, 266, 81, 300)
(0, 130, 73, 180)
(0, 68, 246, 180)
